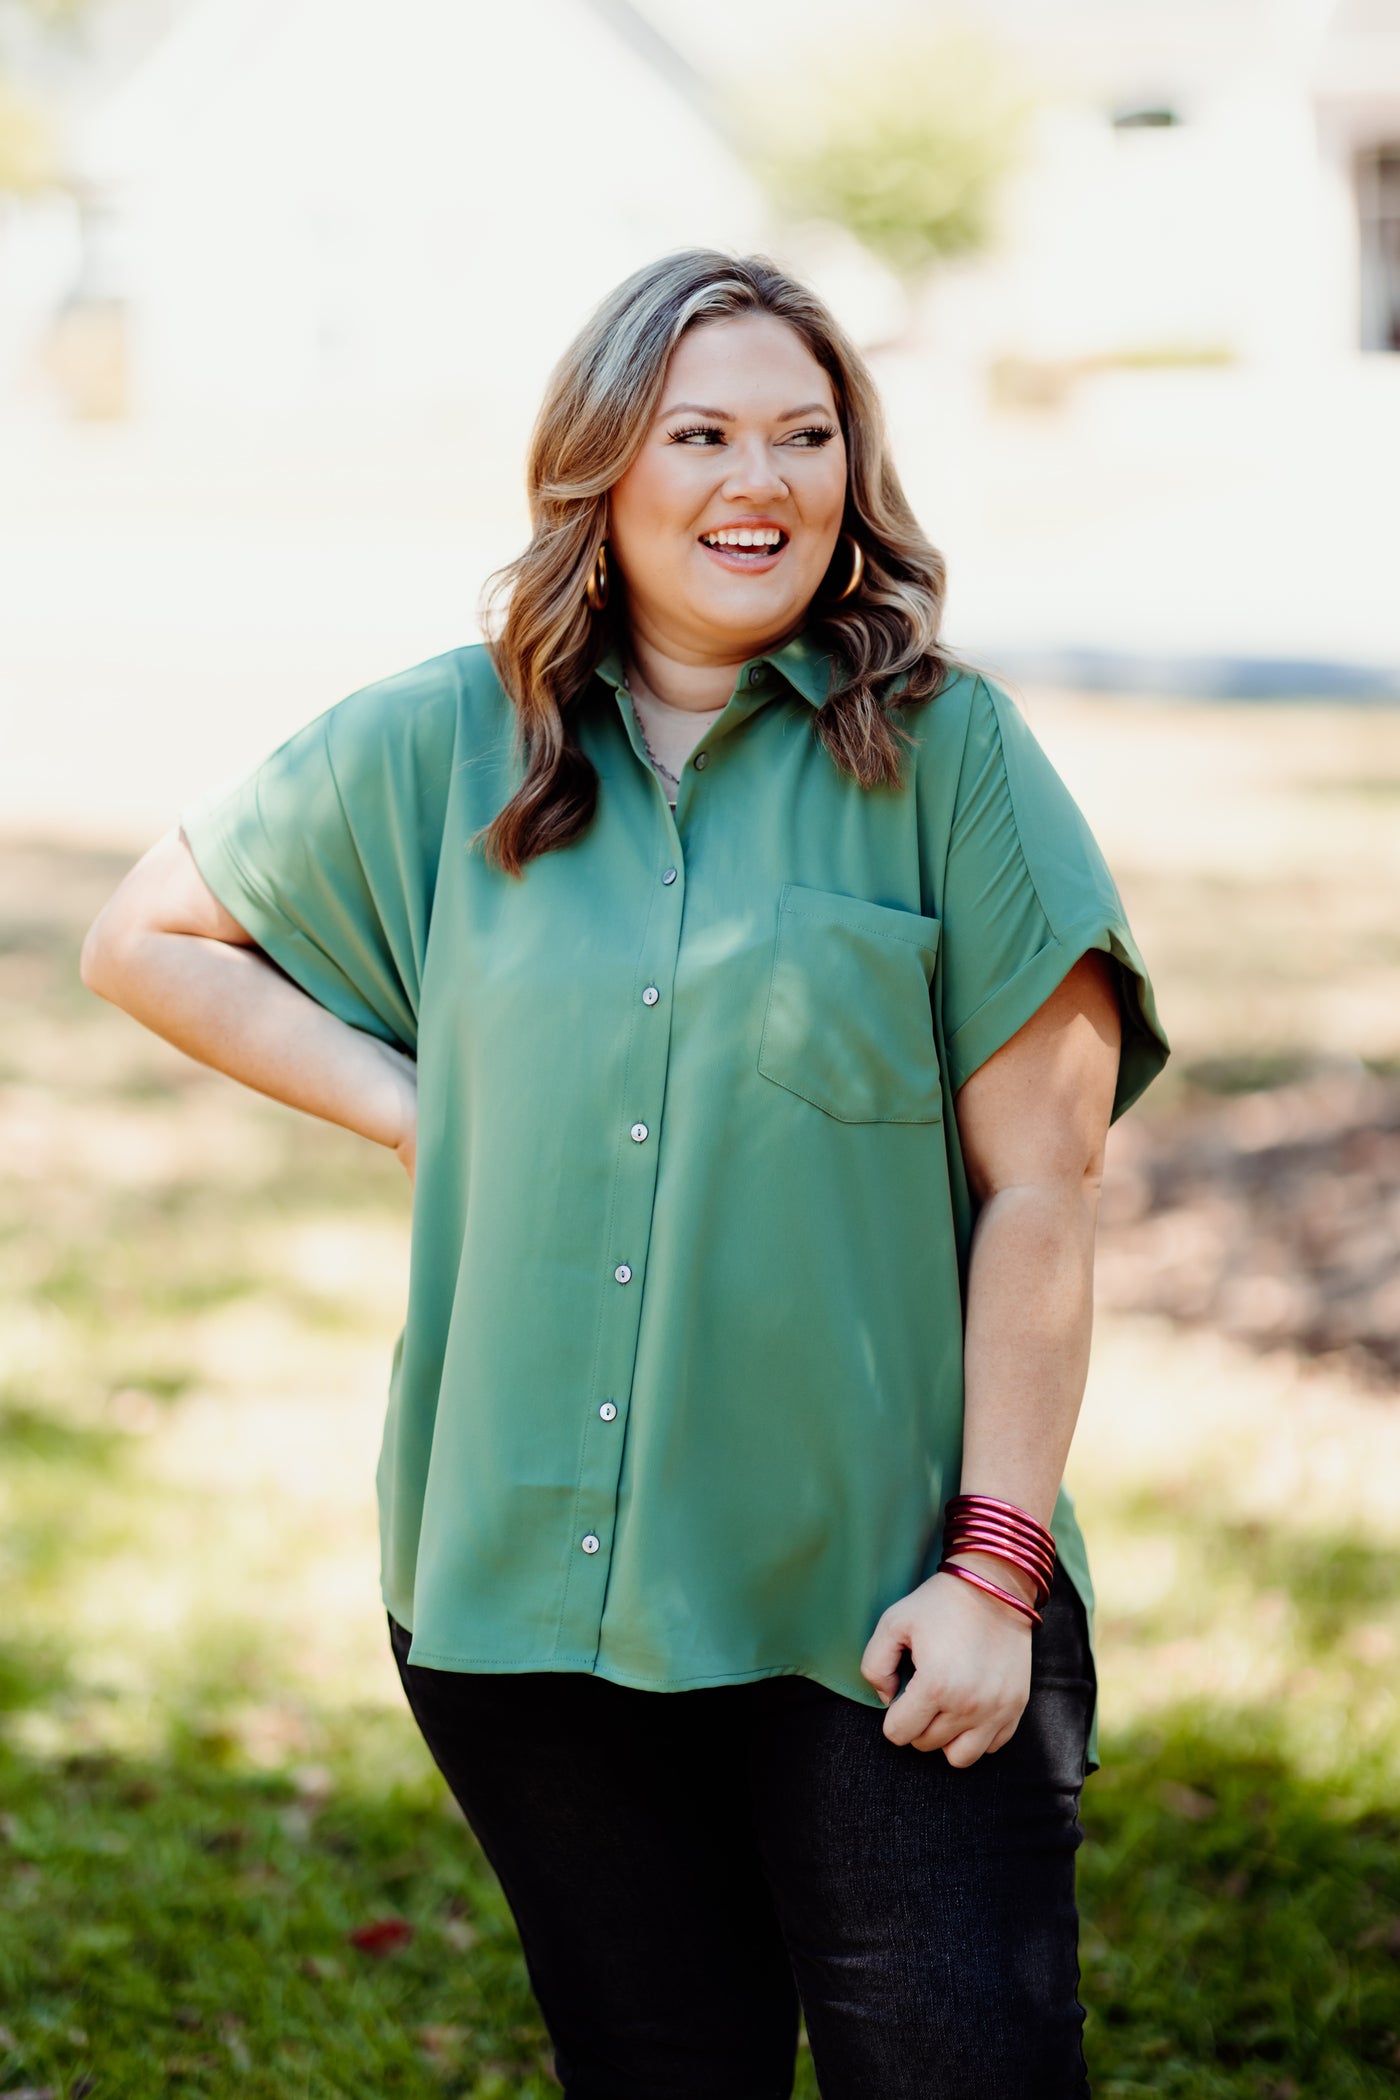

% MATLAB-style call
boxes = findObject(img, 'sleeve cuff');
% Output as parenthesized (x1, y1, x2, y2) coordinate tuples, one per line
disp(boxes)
(945, 912, 1171, 1121)
(181, 797, 303, 967)
(180, 798, 406, 1048)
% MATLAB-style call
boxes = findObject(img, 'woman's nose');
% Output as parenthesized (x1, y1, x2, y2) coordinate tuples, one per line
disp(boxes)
(720, 440, 789, 504)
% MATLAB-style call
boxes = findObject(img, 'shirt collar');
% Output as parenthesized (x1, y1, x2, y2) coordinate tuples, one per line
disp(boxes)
(592, 628, 835, 712)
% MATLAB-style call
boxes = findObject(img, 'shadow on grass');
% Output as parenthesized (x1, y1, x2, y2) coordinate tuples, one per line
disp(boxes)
(1215, 1523, 1399, 1638)
(0, 1721, 556, 2100)
(0, 1401, 127, 1470)
(1082, 1715, 1400, 2099)
(0, 1632, 71, 1719)
(3, 1688, 1398, 2099)
(1113, 1487, 1400, 1652)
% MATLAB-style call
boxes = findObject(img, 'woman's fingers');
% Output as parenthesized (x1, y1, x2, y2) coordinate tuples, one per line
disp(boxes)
(939, 1725, 1001, 1768)
(859, 1615, 907, 1707)
(863, 1572, 1033, 1755)
(909, 1707, 963, 1754)
(908, 1707, 1007, 1764)
(882, 1670, 966, 1748)
(886, 1674, 1023, 1761)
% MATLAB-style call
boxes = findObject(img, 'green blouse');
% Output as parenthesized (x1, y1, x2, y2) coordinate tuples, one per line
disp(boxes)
(179, 631, 1169, 1767)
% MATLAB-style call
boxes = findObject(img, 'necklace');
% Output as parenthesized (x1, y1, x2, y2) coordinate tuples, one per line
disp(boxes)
(620, 672, 682, 797)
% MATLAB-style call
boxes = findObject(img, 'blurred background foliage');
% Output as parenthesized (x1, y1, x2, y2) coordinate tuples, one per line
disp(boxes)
(4, 703, 1400, 2098)
(742, 29, 1031, 278)
(4, 0, 1400, 2093)
(0, 0, 99, 196)
(0, 67, 55, 191)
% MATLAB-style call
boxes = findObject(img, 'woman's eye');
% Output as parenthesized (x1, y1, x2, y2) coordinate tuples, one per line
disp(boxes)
(664, 423, 837, 448)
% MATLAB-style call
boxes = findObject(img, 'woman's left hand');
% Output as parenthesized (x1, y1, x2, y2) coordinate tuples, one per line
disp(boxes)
(860, 1568, 1033, 1765)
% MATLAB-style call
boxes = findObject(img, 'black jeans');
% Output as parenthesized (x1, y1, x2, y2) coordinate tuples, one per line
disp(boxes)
(389, 1570, 1095, 2100)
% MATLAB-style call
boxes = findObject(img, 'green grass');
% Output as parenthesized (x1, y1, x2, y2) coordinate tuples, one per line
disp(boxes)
(3, 1691, 1398, 2096)
(0, 1726, 556, 2099)
(5, 827, 1400, 2096)
(1081, 1724, 1400, 2097)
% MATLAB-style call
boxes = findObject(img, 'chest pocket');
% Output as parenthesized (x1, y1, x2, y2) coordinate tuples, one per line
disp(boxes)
(757, 884, 943, 1124)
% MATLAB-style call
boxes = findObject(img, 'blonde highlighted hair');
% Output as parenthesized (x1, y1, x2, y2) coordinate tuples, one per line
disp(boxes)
(480, 249, 952, 875)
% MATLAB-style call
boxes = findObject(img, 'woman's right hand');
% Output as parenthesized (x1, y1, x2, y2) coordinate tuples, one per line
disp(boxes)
(81, 827, 426, 1172)
(379, 1042, 419, 1187)
(394, 1117, 417, 1186)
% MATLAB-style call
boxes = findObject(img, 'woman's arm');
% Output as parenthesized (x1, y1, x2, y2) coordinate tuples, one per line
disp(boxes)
(79, 827, 419, 1180)
(860, 951, 1121, 1762)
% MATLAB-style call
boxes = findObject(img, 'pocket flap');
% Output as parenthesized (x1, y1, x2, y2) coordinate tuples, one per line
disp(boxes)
(758, 885, 943, 1124)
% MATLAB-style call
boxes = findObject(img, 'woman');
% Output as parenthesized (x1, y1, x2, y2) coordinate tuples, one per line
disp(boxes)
(81, 249, 1168, 2099)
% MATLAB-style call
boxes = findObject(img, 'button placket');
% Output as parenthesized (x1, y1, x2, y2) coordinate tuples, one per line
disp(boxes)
(555, 834, 687, 1664)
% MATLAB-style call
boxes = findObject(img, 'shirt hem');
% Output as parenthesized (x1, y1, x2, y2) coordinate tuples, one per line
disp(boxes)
(396, 1640, 887, 1706)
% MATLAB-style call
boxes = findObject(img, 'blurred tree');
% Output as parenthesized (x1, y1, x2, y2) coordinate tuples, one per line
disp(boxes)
(1, 0, 97, 25)
(745, 29, 1031, 281)
(0, 67, 54, 189)
(0, 0, 103, 193)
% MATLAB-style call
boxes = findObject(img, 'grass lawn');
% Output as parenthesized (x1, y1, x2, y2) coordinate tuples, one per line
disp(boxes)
(4, 701, 1400, 2097)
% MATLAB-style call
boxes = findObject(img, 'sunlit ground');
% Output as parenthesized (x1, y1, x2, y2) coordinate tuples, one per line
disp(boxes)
(3, 698, 1400, 2096)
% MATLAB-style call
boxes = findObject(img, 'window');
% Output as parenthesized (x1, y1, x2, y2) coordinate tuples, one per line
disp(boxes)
(1111, 105, 1182, 131)
(1357, 148, 1400, 352)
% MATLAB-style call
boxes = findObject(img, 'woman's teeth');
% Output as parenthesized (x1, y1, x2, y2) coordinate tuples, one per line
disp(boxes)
(700, 528, 785, 555)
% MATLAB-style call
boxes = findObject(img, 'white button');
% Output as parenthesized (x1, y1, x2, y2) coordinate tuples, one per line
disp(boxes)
(599, 1402, 617, 1421)
(693, 751, 708, 770)
(581, 1534, 600, 1554)
(661, 866, 678, 885)
(642, 986, 660, 1006)
(614, 1263, 632, 1284)
(630, 1122, 649, 1143)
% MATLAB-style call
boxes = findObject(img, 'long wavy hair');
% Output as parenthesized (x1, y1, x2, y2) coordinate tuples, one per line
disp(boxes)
(479, 249, 952, 876)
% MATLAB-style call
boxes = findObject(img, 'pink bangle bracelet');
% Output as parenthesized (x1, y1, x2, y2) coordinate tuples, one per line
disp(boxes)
(937, 1558, 1043, 1627)
(944, 1511, 1055, 1560)
(941, 1525, 1054, 1601)
(945, 1511, 1055, 1564)
(946, 1492, 1053, 1529)
(942, 1493, 1058, 1607)
(942, 1538, 1051, 1606)
(946, 1555, 1052, 1607)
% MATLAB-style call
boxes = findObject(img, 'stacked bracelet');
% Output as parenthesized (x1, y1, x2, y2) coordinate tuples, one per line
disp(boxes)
(937, 1561, 1042, 1626)
(937, 1492, 1058, 1629)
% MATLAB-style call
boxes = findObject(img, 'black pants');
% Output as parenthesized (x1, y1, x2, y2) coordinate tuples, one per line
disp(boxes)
(389, 1570, 1095, 2100)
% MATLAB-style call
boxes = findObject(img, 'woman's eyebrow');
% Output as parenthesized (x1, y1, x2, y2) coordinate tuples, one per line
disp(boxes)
(656, 399, 834, 423)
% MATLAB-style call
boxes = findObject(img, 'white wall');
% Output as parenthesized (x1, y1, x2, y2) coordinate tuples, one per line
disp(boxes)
(80, 0, 768, 426)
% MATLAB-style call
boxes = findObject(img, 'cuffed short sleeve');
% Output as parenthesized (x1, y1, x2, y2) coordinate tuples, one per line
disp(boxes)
(938, 675, 1169, 1119)
(177, 655, 461, 1056)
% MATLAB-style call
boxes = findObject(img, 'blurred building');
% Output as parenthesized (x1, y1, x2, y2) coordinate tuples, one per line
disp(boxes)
(950, 0, 1400, 368)
(0, 0, 1395, 767)
(39, 0, 768, 425)
(5, 0, 1398, 426)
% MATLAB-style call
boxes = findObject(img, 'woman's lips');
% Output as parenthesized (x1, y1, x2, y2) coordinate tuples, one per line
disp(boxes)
(698, 537, 789, 574)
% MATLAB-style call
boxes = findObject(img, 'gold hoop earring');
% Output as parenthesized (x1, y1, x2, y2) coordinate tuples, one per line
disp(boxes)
(832, 533, 864, 602)
(584, 543, 610, 613)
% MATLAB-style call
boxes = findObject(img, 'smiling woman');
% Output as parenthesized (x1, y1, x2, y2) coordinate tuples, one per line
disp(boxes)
(604, 314, 853, 796)
(611, 320, 848, 620)
(479, 250, 950, 873)
(79, 249, 1169, 2099)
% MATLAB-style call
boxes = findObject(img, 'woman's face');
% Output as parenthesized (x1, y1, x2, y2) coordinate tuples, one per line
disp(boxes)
(606, 312, 849, 663)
